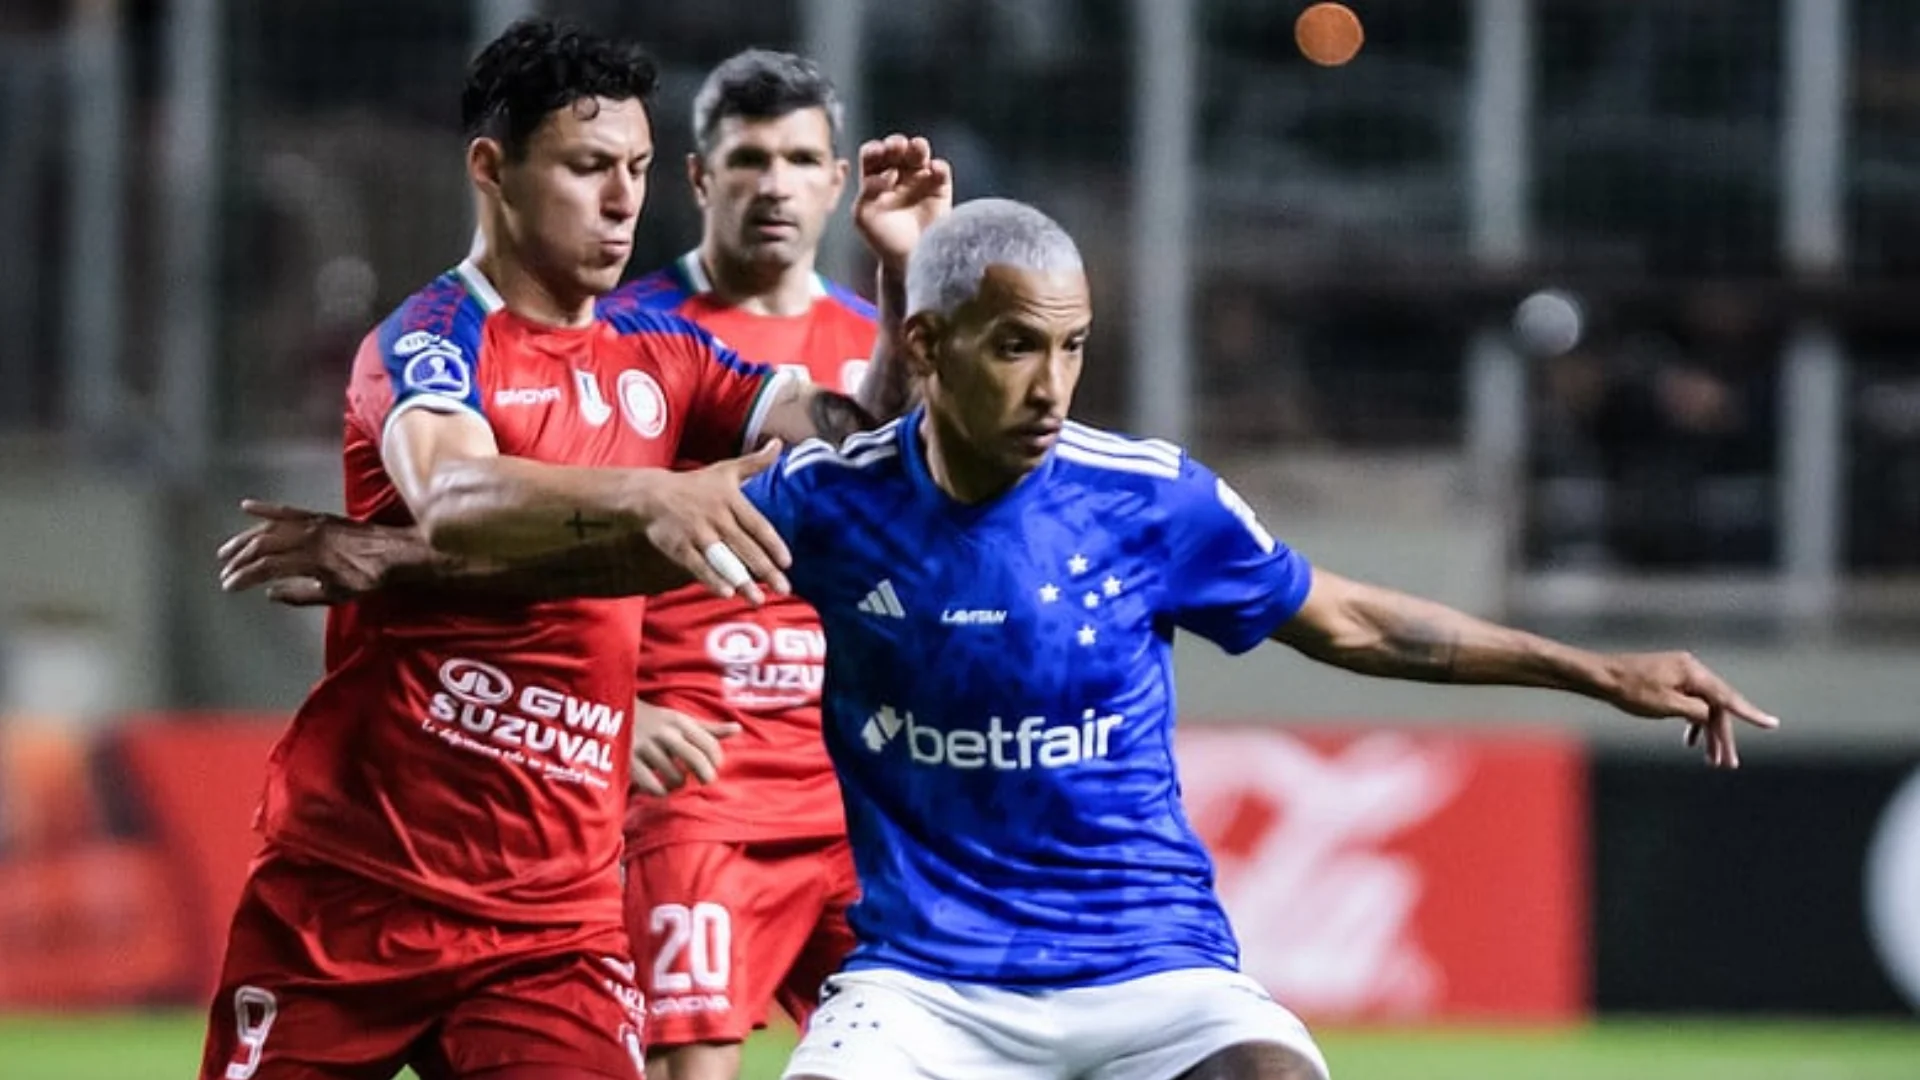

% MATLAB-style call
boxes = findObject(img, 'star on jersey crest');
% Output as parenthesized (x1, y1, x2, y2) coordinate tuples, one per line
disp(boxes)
(1067, 554, 1090, 575)
(1103, 575, 1123, 598)
(1077, 624, 1097, 646)
(1038, 583, 1061, 603)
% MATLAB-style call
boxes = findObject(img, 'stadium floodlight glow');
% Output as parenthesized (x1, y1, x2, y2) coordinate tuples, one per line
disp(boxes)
(1510, 288, 1585, 358)
(1866, 765, 1920, 1009)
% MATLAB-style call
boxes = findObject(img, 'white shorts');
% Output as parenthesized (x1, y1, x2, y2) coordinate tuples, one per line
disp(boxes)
(780, 966, 1329, 1080)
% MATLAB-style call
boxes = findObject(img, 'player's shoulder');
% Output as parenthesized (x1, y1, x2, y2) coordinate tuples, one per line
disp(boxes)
(371, 266, 491, 359)
(816, 275, 879, 324)
(1053, 420, 1190, 485)
(597, 292, 710, 343)
(358, 266, 495, 405)
(600, 263, 696, 320)
(777, 418, 908, 487)
(597, 285, 771, 381)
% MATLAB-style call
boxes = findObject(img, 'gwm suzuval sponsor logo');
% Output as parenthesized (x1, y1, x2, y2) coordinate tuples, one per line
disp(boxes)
(425, 658, 626, 785)
(705, 622, 824, 708)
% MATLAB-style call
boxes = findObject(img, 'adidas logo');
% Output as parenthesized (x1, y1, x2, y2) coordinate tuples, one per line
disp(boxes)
(857, 579, 906, 619)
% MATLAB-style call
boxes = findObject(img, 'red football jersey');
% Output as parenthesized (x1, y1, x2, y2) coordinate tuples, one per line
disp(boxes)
(614, 253, 877, 850)
(258, 259, 778, 927)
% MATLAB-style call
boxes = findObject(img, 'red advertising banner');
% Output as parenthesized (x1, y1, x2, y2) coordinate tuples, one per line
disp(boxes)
(0, 715, 281, 1006)
(0, 717, 1585, 1019)
(1177, 726, 1588, 1022)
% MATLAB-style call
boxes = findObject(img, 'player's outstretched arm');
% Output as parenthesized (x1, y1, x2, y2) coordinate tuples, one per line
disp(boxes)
(222, 443, 793, 605)
(749, 135, 952, 447)
(386, 408, 791, 601)
(1268, 569, 1782, 768)
(216, 499, 698, 604)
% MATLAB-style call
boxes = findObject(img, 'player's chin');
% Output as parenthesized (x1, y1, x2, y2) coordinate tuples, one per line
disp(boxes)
(735, 234, 801, 268)
(578, 260, 628, 294)
(1005, 429, 1058, 469)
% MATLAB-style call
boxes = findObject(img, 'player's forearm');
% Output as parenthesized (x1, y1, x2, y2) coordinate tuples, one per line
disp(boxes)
(416, 456, 666, 561)
(390, 534, 692, 600)
(1280, 581, 1618, 697)
(855, 265, 916, 422)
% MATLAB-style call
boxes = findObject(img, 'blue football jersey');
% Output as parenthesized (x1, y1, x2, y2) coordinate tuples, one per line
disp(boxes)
(741, 409, 1314, 987)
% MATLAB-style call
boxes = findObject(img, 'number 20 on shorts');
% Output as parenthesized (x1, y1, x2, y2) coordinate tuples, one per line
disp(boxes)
(649, 902, 732, 993)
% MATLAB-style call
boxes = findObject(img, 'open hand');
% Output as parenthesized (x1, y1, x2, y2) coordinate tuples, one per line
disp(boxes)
(853, 134, 954, 274)
(635, 440, 792, 606)
(1601, 651, 1781, 768)
(629, 701, 742, 797)
(218, 499, 401, 606)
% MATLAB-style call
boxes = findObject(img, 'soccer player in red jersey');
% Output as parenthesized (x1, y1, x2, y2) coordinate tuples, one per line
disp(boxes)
(605, 52, 873, 1080)
(202, 20, 949, 1080)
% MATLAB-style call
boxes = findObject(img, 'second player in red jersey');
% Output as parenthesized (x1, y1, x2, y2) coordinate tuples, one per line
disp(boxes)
(606, 53, 874, 1080)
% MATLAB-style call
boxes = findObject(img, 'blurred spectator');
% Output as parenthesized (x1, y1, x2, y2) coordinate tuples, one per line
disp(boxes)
(1529, 290, 1778, 570)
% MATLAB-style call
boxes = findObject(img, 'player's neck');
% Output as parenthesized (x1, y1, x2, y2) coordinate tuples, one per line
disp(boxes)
(471, 246, 596, 329)
(919, 411, 1022, 505)
(697, 241, 817, 318)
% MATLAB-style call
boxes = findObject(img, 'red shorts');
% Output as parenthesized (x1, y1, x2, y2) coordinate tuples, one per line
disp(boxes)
(622, 837, 858, 1046)
(201, 846, 645, 1080)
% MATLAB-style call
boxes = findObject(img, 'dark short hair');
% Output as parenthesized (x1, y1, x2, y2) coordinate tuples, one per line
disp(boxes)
(691, 49, 843, 157)
(461, 18, 658, 159)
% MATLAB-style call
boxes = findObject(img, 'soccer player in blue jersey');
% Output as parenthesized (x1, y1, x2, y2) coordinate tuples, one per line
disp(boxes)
(222, 198, 1777, 1080)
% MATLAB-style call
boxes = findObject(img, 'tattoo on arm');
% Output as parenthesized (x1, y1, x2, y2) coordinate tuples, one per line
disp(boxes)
(1371, 614, 1462, 682)
(564, 511, 614, 541)
(808, 390, 875, 445)
(1276, 576, 1603, 692)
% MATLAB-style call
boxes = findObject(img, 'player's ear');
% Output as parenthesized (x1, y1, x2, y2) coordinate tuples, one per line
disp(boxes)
(903, 313, 943, 378)
(468, 138, 507, 204)
(829, 155, 851, 208)
(686, 152, 710, 208)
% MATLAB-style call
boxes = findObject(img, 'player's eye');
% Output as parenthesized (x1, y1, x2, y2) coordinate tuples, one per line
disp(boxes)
(995, 336, 1036, 358)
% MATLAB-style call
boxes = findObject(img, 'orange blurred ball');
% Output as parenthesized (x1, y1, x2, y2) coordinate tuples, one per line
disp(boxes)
(1295, 2, 1365, 67)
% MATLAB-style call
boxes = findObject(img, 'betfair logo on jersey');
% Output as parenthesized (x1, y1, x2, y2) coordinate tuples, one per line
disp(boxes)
(425, 657, 626, 784)
(861, 704, 1124, 771)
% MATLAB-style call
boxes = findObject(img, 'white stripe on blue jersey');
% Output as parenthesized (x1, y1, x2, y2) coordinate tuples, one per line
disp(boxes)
(784, 421, 901, 477)
(1055, 425, 1182, 479)
(1061, 421, 1181, 465)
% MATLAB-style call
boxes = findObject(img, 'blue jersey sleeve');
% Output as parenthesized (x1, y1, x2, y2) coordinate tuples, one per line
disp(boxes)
(1162, 457, 1313, 654)
(740, 444, 815, 588)
(368, 274, 490, 436)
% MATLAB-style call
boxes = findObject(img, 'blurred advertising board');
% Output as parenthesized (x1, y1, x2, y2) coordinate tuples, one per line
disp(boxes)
(33, 720, 1918, 1022)
(1178, 726, 1589, 1023)
(2, 718, 1589, 1016)
(1591, 752, 1920, 1015)
(0, 715, 279, 1006)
